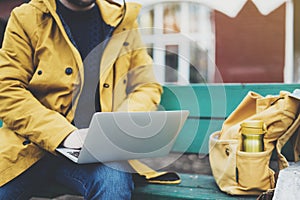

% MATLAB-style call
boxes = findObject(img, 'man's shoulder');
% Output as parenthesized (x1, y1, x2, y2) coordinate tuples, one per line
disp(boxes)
(10, 1, 46, 22)
(10, 0, 51, 28)
(7, 1, 54, 41)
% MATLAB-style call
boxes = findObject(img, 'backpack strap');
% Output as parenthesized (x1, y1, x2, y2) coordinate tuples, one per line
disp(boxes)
(293, 129, 300, 162)
(276, 113, 300, 169)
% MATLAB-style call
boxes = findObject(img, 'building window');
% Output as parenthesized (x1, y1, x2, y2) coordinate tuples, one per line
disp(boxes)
(138, 1, 215, 84)
(165, 45, 179, 82)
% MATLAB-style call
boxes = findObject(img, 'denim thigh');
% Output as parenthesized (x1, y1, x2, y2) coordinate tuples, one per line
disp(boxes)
(53, 156, 134, 200)
(0, 154, 134, 200)
(0, 155, 56, 200)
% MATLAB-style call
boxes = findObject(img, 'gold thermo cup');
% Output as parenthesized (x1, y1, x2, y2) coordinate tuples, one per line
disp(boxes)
(241, 120, 265, 152)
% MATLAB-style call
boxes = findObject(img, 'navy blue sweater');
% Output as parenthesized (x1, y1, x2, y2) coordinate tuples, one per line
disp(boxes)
(56, 1, 114, 128)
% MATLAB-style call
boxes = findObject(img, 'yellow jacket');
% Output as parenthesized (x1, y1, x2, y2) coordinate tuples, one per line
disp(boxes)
(0, 0, 162, 186)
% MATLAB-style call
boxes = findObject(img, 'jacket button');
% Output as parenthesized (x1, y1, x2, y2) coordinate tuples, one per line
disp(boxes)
(123, 79, 126, 84)
(37, 70, 42, 75)
(103, 83, 110, 88)
(123, 42, 129, 46)
(65, 67, 73, 75)
(23, 139, 31, 145)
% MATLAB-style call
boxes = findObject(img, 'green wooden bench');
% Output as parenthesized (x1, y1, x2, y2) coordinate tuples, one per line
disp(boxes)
(1, 83, 299, 199)
(133, 83, 299, 200)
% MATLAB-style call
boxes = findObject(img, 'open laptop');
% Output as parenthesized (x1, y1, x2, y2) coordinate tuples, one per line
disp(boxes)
(56, 110, 189, 164)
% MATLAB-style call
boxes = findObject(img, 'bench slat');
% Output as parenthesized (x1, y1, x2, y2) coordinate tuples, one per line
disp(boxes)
(172, 119, 224, 153)
(161, 83, 300, 117)
(133, 173, 257, 200)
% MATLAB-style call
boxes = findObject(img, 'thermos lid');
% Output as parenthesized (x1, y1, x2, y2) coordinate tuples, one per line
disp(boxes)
(241, 120, 266, 134)
(241, 120, 264, 128)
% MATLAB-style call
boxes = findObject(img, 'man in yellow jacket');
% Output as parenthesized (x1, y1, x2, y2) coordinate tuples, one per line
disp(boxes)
(0, 0, 162, 199)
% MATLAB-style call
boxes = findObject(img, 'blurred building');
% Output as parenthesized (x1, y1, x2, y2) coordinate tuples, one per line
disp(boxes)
(1, 0, 299, 84)
(138, 0, 295, 84)
(138, 2, 214, 84)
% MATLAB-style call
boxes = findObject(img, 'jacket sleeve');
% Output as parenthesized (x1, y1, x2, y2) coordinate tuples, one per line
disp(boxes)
(0, 10, 76, 152)
(115, 22, 163, 112)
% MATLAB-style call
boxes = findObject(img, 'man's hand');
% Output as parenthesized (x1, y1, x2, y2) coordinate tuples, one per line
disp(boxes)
(62, 128, 88, 149)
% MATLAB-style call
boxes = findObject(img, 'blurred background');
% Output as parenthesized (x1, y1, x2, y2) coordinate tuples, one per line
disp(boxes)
(1, 0, 299, 84)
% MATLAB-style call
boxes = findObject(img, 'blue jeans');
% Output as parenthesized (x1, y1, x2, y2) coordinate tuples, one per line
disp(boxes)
(0, 153, 134, 200)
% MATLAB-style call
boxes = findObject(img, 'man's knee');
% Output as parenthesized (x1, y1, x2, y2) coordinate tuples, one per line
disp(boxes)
(84, 164, 134, 199)
(97, 166, 134, 191)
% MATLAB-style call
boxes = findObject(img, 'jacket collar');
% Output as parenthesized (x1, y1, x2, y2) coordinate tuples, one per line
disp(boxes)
(29, 0, 141, 29)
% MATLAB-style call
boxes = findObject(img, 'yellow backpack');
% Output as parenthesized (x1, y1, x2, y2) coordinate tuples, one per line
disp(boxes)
(209, 91, 300, 195)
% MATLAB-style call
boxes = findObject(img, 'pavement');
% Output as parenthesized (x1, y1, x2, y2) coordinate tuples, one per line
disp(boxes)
(273, 161, 300, 200)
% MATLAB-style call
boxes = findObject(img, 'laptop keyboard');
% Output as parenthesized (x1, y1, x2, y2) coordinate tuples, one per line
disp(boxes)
(67, 151, 80, 158)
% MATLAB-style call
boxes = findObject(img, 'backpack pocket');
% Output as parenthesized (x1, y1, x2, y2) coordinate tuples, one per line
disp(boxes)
(236, 149, 275, 191)
(209, 132, 239, 193)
